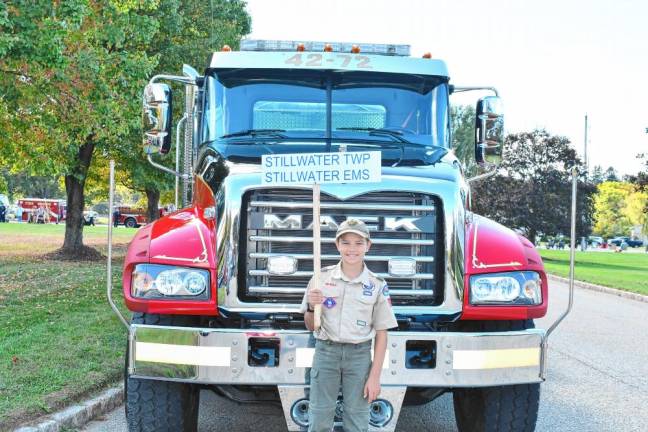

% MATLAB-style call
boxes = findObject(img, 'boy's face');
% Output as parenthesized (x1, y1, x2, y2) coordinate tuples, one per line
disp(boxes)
(335, 232, 371, 266)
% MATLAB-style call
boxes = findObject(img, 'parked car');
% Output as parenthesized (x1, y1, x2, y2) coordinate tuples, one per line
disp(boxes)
(608, 236, 644, 248)
(587, 236, 605, 247)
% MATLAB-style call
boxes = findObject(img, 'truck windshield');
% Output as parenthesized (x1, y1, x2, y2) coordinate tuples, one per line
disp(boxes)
(202, 68, 450, 150)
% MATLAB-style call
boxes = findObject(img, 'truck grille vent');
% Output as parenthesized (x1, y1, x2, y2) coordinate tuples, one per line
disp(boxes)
(240, 189, 443, 306)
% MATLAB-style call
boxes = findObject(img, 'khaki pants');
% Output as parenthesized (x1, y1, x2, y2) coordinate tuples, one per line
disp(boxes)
(308, 339, 372, 432)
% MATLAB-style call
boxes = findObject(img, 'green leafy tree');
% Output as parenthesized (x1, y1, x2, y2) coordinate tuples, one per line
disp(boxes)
(117, 0, 251, 222)
(472, 130, 595, 242)
(625, 153, 648, 234)
(0, 169, 65, 200)
(451, 105, 477, 177)
(604, 166, 619, 182)
(0, 1, 159, 258)
(590, 165, 605, 184)
(592, 181, 635, 238)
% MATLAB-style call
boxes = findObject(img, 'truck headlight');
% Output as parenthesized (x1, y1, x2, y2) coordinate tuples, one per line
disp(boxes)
(132, 264, 209, 299)
(469, 271, 541, 305)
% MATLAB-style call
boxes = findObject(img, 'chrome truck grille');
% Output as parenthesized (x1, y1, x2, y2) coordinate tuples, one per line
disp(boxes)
(240, 190, 442, 306)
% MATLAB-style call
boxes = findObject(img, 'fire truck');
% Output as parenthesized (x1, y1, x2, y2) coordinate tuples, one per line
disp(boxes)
(17, 198, 66, 223)
(114, 40, 565, 432)
(115, 206, 149, 228)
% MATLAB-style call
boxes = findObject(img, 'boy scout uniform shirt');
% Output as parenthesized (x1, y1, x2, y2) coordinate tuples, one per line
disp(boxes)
(300, 262, 398, 344)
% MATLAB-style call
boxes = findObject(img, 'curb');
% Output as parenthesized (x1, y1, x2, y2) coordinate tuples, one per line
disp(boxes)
(548, 274, 648, 303)
(14, 385, 124, 432)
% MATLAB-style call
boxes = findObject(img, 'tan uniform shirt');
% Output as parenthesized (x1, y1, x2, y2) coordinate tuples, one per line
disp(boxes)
(300, 262, 398, 343)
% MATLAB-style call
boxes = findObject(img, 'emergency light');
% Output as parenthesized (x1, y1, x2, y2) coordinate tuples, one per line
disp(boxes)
(240, 39, 410, 56)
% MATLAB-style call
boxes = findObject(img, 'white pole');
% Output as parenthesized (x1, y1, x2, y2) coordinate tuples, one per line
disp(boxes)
(312, 183, 322, 331)
(584, 114, 589, 173)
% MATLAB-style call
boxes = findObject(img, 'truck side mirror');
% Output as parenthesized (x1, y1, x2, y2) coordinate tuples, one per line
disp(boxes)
(142, 83, 173, 155)
(474, 96, 504, 166)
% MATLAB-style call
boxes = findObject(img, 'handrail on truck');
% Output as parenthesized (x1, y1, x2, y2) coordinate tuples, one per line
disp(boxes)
(540, 166, 578, 378)
(107, 160, 130, 330)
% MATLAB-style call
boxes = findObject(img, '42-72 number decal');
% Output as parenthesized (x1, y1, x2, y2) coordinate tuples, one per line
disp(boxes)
(284, 53, 372, 69)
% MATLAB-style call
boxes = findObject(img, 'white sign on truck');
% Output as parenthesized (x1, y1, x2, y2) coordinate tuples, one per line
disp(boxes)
(262, 151, 381, 185)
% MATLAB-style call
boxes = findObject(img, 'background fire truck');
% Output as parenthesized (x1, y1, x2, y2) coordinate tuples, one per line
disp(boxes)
(17, 198, 66, 223)
(108, 40, 573, 432)
(114, 206, 171, 228)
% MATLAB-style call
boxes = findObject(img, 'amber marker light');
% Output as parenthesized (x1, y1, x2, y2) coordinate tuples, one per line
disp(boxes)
(422, 52, 432, 59)
(324, 43, 333, 52)
(296, 43, 305, 52)
(351, 45, 361, 53)
(222, 45, 232, 52)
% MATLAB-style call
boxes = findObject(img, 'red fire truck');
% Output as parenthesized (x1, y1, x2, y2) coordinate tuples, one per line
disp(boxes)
(17, 198, 66, 223)
(114, 206, 149, 228)
(111, 40, 570, 432)
(115, 206, 172, 228)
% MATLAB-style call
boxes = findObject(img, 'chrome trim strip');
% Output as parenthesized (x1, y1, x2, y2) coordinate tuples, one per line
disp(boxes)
(250, 201, 435, 211)
(250, 235, 435, 246)
(248, 270, 435, 279)
(249, 252, 435, 262)
(248, 286, 435, 296)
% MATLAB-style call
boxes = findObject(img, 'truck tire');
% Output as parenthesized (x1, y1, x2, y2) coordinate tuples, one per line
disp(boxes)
(125, 313, 199, 432)
(125, 217, 137, 228)
(452, 320, 539, 432)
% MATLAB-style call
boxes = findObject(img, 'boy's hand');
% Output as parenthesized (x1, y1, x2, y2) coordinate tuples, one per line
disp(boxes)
(363, 374, 381, 403)
(307, 288, 323, 309)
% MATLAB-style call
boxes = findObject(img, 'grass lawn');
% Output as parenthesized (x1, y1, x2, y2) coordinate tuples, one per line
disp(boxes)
(539, 249, 648, 296)
(0, 223, 135, 430)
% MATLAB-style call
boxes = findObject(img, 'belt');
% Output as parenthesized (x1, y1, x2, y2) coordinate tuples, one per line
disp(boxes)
(316, 339, 372, 347)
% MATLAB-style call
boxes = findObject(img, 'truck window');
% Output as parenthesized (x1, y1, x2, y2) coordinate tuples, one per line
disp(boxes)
(201, 69, 450, 150)
(252, 101, 386, 130)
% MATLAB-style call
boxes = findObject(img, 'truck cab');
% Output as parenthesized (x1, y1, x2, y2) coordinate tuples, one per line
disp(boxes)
(121, 40, 549, 432)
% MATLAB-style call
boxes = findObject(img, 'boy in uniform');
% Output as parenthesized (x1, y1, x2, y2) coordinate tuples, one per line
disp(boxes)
(301, 219, 398, 432)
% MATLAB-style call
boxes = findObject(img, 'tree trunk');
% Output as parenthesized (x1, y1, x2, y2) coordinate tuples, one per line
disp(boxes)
(145, 186, 161, 223)
(59, 139, 98, 259)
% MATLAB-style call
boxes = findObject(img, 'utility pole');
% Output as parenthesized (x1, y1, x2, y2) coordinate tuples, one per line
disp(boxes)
(583, 114, 589, 174)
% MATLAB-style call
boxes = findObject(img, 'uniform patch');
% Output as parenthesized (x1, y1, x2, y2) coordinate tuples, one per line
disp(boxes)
(325, 282, 337, 287)
(323, 297, 337, 309)
(356, 320, 367, 327)
(362, 281, 375, 296)
(382, 283, 392, 306)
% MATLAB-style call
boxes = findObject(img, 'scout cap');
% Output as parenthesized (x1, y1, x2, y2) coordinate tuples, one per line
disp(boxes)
(336, 218, 370, 240)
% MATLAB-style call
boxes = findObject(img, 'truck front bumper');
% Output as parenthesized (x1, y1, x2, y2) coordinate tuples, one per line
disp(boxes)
(128, 325, 545, 387)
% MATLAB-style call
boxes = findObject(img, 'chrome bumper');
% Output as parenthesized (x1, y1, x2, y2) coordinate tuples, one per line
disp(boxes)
(128, 325, 545, 387)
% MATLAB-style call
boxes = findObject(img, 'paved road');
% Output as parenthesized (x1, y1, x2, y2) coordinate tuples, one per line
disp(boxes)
(83, 279, 648, 431)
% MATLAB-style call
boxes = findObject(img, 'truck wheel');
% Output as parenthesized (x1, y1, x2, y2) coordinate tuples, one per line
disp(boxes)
(125, 313, 199, 432)
(125, 217, 137, 228)
(452, 320, 539, 432)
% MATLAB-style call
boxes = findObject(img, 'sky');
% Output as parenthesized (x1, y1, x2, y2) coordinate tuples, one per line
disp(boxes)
(245, 0, 648, 176)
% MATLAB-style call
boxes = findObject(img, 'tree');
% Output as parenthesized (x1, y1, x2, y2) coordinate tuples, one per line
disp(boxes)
(0, 169, 65, 201)
(117, 0, 251, 222)
(592, 181, 644, 238)
(604, 166, 619, 182)
(0, 1, 251, 258)
(590, 165, 605, 185)
(624, 153, 648, 234)
(471, 130, 595, 242)
(1, 1, 159, 259)
(451, 105, 477, 177)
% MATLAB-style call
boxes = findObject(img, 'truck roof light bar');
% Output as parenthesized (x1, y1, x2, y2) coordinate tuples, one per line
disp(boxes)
(240, 39, 411, 56)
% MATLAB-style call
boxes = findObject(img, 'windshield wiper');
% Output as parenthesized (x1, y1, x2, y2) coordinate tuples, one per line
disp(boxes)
(336, 127, 415, 166)
(335, 127, 412, 144)
(220, 129, 287, 139)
